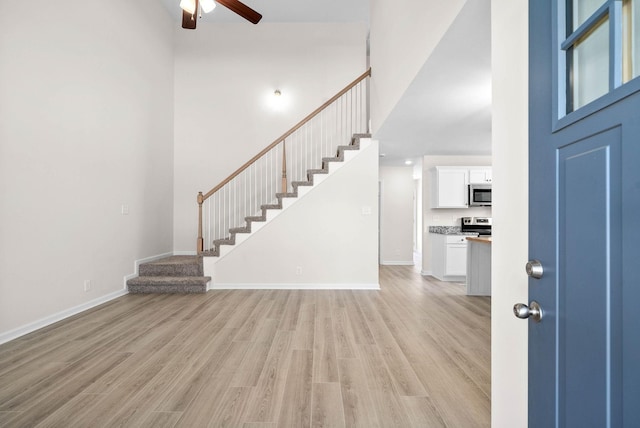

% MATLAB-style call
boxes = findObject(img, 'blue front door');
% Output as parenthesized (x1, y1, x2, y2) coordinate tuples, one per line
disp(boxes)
(528, 0, 640, 426)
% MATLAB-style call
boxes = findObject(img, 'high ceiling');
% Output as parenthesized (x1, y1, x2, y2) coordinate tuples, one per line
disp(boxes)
(375, 0, 492, 165)
(160, 0, 491, 165)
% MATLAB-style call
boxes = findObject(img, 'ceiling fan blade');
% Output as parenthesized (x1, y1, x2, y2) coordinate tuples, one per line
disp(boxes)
(181, 0, 198, 29)
(216, 0, 262, 24)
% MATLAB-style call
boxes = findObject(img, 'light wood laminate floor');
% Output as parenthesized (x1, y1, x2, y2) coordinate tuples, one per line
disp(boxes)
(0, 266, 490, 427)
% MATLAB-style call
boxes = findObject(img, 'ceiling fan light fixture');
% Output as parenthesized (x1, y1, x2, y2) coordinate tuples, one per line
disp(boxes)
(180, 0, 197, 15)
(200, 0, 216, 13)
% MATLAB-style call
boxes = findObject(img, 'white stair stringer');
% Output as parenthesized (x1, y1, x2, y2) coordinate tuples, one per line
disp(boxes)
(203, 137, 377, 290)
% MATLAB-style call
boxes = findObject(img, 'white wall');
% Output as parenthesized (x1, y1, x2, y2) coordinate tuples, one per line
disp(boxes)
(379, 166, 415, 265)
(0, 0, 175, 340)
(209, 140, 379, 287)
(173, 23, 367, 252)
(421, 155, 492, 274)
(491, 0, 529, 426)
(369, 0, 466, 133)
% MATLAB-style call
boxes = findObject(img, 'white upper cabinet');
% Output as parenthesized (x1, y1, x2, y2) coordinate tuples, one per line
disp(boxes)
(431, 166, 493, 208)
(469, 168, 493, 184)
(431, 167, 469, 208)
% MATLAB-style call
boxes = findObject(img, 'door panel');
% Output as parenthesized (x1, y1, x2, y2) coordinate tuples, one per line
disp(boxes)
(558, 128, 622, 427)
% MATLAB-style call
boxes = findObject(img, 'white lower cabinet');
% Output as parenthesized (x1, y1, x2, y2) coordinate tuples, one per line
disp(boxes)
(430, 234, 468, 281)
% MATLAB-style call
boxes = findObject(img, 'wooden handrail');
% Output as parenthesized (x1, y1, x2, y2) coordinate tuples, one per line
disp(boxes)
(200, 67, 371, 201)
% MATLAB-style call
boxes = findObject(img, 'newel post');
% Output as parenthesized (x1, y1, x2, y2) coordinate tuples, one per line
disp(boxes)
(197, 192, 204, 253)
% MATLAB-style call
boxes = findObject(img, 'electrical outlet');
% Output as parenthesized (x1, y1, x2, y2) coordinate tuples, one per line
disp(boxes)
(121, 204, 129, 215)
(84, 280, 91, 292)
(295, 266, 303, 275)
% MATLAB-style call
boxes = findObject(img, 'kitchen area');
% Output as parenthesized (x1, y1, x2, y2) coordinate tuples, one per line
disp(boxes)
(378, 156, 493, 296)
(424, 163, 493, 296)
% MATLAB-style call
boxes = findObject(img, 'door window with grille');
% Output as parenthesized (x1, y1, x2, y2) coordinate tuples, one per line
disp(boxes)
(557, 0, 640, 120)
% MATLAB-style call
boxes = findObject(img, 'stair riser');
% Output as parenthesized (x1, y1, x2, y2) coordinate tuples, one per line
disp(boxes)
(128, 284, 206, 294)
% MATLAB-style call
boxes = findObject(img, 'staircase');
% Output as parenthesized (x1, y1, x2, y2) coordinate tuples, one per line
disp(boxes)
(127, 256, 210, 294)
(127, 69, 372, 294)
(203, 134, 368, 258)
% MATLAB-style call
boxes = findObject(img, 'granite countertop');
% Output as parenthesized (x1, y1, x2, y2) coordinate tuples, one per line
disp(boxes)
(428, 226, 479, 236)
(467, 236, 492, 244)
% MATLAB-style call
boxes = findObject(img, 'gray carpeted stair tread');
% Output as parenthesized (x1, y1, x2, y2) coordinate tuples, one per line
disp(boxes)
(139, 255, 203, 277)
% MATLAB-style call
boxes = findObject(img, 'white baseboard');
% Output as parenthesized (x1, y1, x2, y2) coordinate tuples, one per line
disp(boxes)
(173, 250, 198, 256)
(209, 283, 380, 290)
(0, 289, 128, 345)
(380, 261, 415, 266)
(421, 270, 433, 276)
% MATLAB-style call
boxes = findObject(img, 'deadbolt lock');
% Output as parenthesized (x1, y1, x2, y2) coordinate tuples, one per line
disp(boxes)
(526, 259, 544, 279)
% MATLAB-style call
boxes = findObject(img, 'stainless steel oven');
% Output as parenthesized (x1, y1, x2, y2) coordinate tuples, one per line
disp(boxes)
(461, 217, 492, 235)
(468, 184, 492, 207)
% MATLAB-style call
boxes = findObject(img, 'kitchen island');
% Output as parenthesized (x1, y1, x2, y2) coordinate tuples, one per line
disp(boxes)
(466, 236, 491, 296)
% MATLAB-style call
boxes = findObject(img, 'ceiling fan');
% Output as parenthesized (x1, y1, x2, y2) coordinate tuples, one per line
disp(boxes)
(180, 0, 262, 29)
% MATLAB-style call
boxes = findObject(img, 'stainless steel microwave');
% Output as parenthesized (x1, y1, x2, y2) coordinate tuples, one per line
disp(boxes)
(468, 184, 492, 206)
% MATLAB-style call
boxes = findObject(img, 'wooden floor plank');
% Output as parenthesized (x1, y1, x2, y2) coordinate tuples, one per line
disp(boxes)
(355, 345, 413, 427)
(401, 396, 448, 428)
(332, 308, 357, 358)
(277, 350, 313, 428)
(293, 303, 316, 351)
(342, 291, 376, 345)
(311, 382, 345, 428)
(278, 291, 303, 331)
(234, 293, 275, 342)
(312, 316, 339, 383)
(154, 328, 239, 412)
(338, 358, 380, 428)
(355, 297, 427, 396)
(139, 411, 183, 428)
(231, 319, 279, 387)
(244, 331, 294, 423)
(207, 386, 253, 428)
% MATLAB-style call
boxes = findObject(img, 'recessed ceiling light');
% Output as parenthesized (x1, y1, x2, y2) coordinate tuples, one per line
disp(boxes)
(405, 160, 413, 165)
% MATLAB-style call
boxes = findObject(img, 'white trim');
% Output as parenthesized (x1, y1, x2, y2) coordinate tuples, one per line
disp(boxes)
(209, 283, 380, 290)
(380, 261, 415, 266)
(123, 251, 174, 288)
(421, 270, 433, 276)
(0, 289, 128, 345)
